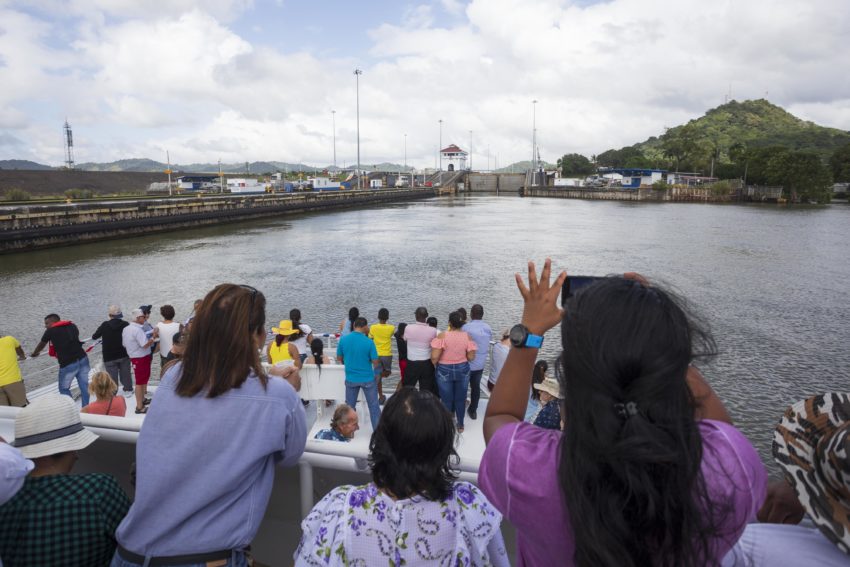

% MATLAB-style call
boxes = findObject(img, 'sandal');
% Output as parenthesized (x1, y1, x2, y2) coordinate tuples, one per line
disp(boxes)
(143, 398, 151, 406)
(135, 406, 148, 414)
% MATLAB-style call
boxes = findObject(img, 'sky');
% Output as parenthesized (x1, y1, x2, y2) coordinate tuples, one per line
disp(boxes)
(1, 0, 849, 169)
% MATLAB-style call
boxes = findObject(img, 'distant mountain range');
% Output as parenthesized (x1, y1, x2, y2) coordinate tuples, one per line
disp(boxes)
(0, 159, 54, 170)
(4, 100, 848, 174)
(0, 158, 415, 174)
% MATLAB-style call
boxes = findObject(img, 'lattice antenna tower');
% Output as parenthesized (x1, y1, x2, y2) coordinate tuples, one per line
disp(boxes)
(63, 120, 75, 170)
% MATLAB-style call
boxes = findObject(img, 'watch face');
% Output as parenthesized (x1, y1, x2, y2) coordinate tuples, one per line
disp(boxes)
(509, 324, 526, 347)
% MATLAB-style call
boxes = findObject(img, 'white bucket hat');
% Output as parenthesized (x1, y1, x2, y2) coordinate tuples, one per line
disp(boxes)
(12, 395, 99, 459)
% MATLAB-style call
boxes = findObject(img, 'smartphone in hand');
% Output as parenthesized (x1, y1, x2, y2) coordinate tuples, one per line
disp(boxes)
(561, 275, 604, 306)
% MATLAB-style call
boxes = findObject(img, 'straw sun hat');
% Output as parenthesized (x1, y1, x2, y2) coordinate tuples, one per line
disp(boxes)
(533, 377, 563, 399)
(272, 320, 300, 336)
(773, 392, 850, 554)
(12, 395, 99, 459)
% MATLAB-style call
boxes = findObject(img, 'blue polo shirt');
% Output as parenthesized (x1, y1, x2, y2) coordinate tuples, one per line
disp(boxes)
(336, 331, 378, 383)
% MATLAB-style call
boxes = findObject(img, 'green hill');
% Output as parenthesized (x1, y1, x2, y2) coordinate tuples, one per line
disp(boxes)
(597, 99, 850, 170)
(496, 160, 557, 173)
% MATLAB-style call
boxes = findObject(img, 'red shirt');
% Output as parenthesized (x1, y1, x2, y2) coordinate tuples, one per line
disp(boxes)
(82, 396, 126, 417)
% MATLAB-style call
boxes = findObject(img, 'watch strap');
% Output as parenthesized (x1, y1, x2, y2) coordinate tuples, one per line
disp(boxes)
(525, 333, 543, 348)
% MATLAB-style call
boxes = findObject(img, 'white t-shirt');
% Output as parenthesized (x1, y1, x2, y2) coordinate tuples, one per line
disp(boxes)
(488, 342, 510, 384)
(291, 324, 312, 356)
(722, 521, 849, 566)
(156, 322, 181, 357)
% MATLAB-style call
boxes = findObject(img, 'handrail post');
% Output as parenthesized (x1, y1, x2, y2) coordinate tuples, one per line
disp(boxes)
(299, 460, 314, 518)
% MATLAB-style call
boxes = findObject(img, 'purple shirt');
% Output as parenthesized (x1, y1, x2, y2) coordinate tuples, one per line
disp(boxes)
(479, 420, 767, 566)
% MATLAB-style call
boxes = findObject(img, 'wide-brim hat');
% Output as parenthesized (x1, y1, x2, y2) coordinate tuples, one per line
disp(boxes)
(533, 377, 563, 399)
(12, 395, 99, 459)
(272, 320, 299, 336)
(773, 392, 850, 555)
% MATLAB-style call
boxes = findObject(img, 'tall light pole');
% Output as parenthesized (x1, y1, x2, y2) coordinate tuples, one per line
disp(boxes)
(404, 133, 407, 169)
(354, 69, 362, 189)
(469, 130, 472, 171)
(331, 109, 337, 172)
(532, 99, 538, 185)
(438, 119, 443, 184)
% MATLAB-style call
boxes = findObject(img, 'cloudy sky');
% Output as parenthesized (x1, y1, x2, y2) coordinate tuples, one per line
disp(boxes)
(1, 0, 849, 169)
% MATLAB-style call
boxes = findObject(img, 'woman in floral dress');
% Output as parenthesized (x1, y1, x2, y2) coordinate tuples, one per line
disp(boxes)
(295, 388, 509, 566)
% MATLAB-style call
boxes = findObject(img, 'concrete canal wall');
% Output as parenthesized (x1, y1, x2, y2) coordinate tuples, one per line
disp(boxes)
(523, 186, 746, 202)
(467, 173, 525, 193)
(0, 188, 435, 254)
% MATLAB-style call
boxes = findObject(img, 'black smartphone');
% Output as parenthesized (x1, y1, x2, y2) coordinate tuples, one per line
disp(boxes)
(561, 275, 604, 305)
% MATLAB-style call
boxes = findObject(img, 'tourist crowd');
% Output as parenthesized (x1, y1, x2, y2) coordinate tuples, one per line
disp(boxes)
(0, 260, 848, 566)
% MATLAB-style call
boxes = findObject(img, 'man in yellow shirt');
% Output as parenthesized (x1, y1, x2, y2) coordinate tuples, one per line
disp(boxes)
(0, 335, 27, 407)
(368, 308, 395, 405)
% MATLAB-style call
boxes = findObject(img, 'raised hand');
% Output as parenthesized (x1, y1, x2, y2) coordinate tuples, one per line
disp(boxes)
(515, 258, 567, 336)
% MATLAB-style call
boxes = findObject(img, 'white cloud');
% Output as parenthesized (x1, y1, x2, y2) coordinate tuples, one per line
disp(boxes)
(18, 0, 253, 22)
(403, 4, 434, 28)
(440, 0, 465, 16)
(2, 0, 850, 167)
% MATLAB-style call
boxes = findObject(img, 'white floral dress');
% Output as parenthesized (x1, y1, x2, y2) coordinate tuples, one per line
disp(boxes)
(294, 481, 510, 566)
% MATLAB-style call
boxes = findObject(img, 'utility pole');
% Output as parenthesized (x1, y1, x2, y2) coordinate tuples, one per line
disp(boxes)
(354, 69, 362, 189)
(469, 130, 472, 171)
(165, 150, 172, 196)
(331, 109, 337, 172)
(219, 159, 224, 193)
(438, 119, 443, 185)
(532, 99, 538, 186)
(404, 133, 407, 170)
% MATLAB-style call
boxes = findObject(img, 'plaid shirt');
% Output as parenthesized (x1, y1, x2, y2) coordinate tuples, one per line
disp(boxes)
(0, 472, 130, 566)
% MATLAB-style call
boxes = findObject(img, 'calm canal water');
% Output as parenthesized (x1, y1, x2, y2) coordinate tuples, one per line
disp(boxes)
(2, 195, 849, 472)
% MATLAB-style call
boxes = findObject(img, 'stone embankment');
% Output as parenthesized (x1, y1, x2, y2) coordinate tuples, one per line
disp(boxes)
(0, 188, 435, 254)
(522, 184, 780, 202)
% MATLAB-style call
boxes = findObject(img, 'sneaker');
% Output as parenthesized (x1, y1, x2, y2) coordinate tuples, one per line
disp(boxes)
(467, 409, 477, 420)
(122, 390, 134, 398)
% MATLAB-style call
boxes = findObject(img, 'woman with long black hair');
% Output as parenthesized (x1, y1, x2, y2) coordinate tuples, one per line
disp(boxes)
(481, 260, 767, 566)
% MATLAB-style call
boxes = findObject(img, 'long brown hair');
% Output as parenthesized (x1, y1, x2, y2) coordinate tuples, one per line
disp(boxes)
(176, 284, 267, 398)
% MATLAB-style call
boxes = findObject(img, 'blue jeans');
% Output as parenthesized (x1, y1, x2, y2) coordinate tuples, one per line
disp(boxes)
(345, 379, 381, 430)
(110, 549, 250, 567)
(436, 362, 470, 428)
(58, 356, 90, 406)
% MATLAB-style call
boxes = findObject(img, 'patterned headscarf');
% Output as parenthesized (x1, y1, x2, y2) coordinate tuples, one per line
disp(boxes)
(773, 392, 850, 555)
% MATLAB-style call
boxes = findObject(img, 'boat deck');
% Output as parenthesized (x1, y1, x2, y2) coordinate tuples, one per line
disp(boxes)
(0, 366, 514, 564)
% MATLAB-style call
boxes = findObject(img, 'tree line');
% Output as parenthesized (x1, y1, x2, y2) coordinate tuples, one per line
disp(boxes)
(556, 139, 850, 204)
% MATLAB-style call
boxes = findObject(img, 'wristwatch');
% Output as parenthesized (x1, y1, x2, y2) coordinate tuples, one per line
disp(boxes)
(509, 324, 544, 349)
